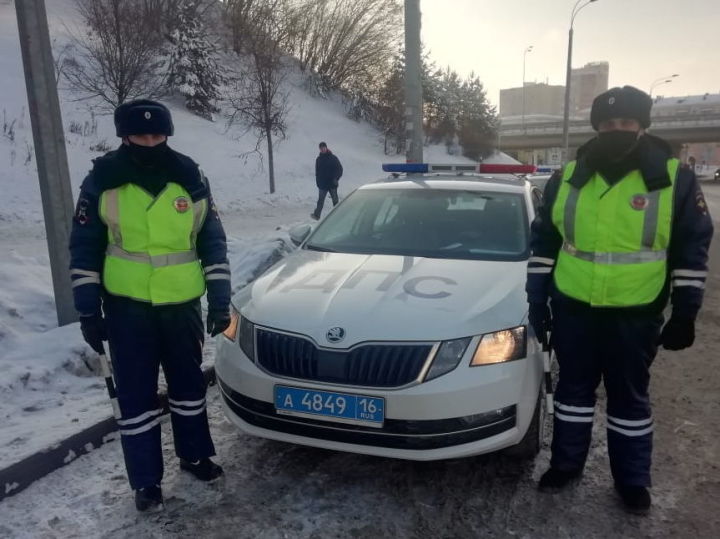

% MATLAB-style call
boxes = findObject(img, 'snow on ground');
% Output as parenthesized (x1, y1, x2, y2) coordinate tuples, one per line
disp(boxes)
(0, 0, 519, 470)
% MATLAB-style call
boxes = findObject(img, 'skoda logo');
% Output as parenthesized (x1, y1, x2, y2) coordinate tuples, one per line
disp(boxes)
(144, 111, 152, 119)
(326, 327, 345, 343)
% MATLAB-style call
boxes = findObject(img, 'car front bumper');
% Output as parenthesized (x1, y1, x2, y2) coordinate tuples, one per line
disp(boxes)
(215, 335, 543, 460)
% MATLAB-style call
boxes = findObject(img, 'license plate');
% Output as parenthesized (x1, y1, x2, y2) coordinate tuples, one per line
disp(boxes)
(274, 385, 385, 428)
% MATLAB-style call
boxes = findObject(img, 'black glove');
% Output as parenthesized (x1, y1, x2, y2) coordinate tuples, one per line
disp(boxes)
(528, 302, 551, 345)
(659, 316, 695, 350)
(207, 310, 231, 337)
(80, 313, 106, 354)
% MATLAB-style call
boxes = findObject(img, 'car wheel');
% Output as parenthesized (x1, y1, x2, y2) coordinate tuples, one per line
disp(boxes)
(503, 385, 545, 460)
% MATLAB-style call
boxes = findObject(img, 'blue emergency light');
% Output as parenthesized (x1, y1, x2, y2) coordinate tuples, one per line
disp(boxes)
(382, 163, 432, 173)
(382, 163, 537, 174)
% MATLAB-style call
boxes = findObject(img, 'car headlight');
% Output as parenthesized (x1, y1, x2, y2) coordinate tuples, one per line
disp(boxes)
(424, 337, 472, 381)
(470, 327, 526, 366)
(238, 312, 256, 362)
(222, 308, 239, 341)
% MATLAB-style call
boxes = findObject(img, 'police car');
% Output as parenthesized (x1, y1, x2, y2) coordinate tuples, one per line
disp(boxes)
(215, 163, 547, 460)
(526, 166, 559, 191)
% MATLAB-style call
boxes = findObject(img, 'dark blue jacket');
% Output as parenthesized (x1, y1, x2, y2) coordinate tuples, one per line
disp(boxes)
(315, 151, 343, 190)
(68, 144, 231, 316)
(527, 135, 713, 319)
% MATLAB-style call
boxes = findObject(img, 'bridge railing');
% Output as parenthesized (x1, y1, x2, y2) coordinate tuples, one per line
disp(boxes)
(499, 113, 720, 136)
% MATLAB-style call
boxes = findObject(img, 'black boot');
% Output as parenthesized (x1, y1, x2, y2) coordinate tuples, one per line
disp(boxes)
(180, 458, 224, 482)
(615, 484, 651, 514)
(538, 467, 582, 492)
(135, 485, 163, 512)
(310, 212, 319, 221)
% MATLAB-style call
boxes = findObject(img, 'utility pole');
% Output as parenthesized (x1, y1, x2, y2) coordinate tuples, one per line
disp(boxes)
(562, 0, 599, 163)
(561, 26, 574, 164)
(522, 45, 533, 135)
(404, 0, 423, 163)
(15, 0, 77, 326)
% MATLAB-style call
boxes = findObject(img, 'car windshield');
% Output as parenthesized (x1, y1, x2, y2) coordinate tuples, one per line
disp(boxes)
(305, 188, 529, 261)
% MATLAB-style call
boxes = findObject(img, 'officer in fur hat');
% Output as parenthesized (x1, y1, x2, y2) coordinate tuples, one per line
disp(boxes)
(526, 86, 713, 513)
(69, 99, 231, 511)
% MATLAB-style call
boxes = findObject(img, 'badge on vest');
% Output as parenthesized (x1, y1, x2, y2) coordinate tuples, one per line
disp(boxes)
(630, 194, 649, 211)
(173, 196, 190, 213)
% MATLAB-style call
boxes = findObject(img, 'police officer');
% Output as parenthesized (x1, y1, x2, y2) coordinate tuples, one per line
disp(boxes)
(69, 100, 232, 511)
(526, 86, 713, 513)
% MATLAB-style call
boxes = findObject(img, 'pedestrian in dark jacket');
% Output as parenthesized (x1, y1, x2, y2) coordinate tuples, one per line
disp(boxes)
(311, 141, 343, 220)
(69, 99, 230, 511)
(526, 86, 713, 514)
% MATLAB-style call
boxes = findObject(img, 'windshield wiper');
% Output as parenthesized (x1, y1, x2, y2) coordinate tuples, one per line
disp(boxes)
(304, 244, 337, 252)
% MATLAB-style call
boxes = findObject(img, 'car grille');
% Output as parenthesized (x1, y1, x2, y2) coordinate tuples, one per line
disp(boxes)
(255, 329, 433, 387)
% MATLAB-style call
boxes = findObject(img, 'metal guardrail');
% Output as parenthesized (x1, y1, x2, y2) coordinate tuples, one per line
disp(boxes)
(499, 114, 720, 136)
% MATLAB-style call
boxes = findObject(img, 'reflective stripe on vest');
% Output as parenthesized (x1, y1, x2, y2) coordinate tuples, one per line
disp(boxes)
(551, 158, 678, 307)
(100, 183, 208, 305)
(105, 244, 198, 266)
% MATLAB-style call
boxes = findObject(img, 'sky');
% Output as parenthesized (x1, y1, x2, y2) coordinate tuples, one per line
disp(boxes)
(420, 0, 719, 109)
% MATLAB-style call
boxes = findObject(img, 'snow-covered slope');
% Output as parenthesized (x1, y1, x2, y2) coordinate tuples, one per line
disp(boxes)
(0, 0, 517, 468)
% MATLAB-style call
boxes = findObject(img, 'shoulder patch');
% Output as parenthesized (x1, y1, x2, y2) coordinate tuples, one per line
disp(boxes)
(695, 191, 708, 215)
(74, 196, 91, 225)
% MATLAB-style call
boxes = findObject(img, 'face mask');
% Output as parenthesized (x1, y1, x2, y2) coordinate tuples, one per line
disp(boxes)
(127, 140, 169, 167)
(593, 130, 640, 161)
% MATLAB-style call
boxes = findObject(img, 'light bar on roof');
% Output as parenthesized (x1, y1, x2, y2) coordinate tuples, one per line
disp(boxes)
(382, 163, 429, 173)
(478, 163, 536, 174)
(381, 163, 537, 174)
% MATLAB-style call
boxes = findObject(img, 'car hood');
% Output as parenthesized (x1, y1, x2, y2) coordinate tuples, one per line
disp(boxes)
(236, 250, 528, 347)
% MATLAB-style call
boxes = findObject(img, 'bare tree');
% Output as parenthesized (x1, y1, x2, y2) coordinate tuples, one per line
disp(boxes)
(52, 38, 73, 87)
(221, 0, 258, 54)
(227, 1, 289, 194)
(64, 0, 166, 109)
(284, 0, 402, 91)
(221, 0, 294, 55)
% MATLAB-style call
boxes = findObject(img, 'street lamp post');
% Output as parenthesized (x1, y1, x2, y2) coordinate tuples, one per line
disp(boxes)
(649, 73, 679, 97)
(561, 0, 599, 163)
(522, 45, 533, 136)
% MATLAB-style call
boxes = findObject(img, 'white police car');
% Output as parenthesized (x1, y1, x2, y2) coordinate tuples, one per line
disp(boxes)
(215, 163, 547, 460)
(526, 166, 559, 191)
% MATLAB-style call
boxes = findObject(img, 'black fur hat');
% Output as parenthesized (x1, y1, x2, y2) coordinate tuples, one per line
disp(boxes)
(590, 86, 652, 131)
(114, 99, 174, 137)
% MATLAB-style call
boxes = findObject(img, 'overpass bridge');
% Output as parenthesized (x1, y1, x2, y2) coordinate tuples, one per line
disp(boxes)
(499, 113, 720, 155)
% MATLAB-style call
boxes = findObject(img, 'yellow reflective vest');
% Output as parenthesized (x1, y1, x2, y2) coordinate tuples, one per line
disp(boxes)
(99, 182, 207, 305)
(551, 159, 679, 307)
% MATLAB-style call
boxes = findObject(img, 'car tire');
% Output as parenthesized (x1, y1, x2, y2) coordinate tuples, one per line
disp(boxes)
(503, 385, 545, 460)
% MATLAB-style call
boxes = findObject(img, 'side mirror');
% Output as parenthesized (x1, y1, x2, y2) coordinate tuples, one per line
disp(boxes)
(289, 224, 312, 246)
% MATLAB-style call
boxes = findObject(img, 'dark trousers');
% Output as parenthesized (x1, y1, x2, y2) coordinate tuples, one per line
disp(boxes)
(104, 295, 215, 490)
(549, 301, 663, 486)
(314, 186, 339, 217)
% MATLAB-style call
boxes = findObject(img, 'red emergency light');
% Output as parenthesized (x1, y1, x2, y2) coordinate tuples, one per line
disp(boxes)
(477, 163, 537, 174)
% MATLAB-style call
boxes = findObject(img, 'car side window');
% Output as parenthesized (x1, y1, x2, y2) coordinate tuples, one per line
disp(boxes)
(531, 188, 543, 213)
